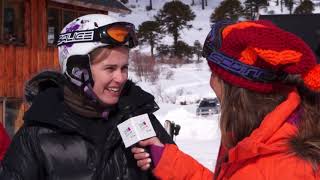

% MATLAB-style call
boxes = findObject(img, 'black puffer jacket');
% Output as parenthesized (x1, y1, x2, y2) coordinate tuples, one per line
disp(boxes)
(0, 71, 174, 180)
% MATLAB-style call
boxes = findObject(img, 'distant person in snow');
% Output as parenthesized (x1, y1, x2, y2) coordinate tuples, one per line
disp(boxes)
(0, 122, 10, 161)
(0, 14, 173, 180)
(131, 20, 320, 179)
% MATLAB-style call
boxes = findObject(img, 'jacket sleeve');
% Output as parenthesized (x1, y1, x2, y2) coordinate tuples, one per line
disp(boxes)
(0, 127, 43, 180)
(153, 144, 214, 180)
(148, 114, 175, 144)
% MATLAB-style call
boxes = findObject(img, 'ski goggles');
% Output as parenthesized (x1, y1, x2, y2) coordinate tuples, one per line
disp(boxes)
(202, 20, 233, 58)
(202, 20, 287, 83)
(57, 22, 138, 48)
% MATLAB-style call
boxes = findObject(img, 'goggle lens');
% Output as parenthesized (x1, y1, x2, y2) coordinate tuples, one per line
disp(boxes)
(57, 22, 138, 48)
(106, 26, 130, 43)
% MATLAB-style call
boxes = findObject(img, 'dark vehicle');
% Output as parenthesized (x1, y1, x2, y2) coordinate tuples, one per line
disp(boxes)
(196, 98, 220, 116)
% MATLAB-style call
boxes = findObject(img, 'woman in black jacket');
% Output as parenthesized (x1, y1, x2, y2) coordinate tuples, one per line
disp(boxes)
(0, 14, 173, 180)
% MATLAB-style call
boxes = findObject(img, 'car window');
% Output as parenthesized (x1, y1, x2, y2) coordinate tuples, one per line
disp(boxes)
(199, 100, 216, 107)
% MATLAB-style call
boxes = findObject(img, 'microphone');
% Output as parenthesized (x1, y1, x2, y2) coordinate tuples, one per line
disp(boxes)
(117, 114, 156, 148)
(118, 114, 162, 171)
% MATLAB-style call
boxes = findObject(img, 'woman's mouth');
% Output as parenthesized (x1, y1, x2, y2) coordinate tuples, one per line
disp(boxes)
(107, 87, 120, 93)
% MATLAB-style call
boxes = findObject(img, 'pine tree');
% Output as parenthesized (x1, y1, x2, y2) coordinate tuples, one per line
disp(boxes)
(284, 0, 295, 14)
(210, 0, 243, 22)
(193, 40, 202, 62)
(276, 0, 285, 12)
(175, 41, 193, 61)
(294, 0, 314, 14)
(244, 0, 269, 20)
(138, 21, 162, 57)
(155, 1, 195, 56)
(275, 0, 286, 11)
(156, 44, 172, 57)
(146, 0, 153, 11)
(191, 0, 195, 6)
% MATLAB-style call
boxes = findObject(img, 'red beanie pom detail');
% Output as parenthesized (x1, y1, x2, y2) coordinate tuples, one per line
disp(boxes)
(302, 64, 320, 92)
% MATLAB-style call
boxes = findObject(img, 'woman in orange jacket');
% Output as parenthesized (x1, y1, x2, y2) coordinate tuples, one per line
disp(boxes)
(131, 20, 320, 179)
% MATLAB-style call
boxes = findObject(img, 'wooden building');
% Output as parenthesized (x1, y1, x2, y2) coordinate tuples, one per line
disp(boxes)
(0, 0, 130, 137)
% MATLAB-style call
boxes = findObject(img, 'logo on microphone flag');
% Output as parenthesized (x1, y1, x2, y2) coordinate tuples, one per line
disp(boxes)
(117, 114, 156, 148)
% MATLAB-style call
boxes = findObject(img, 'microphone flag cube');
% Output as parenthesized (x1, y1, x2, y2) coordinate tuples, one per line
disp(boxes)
(117, 114, 156, 148)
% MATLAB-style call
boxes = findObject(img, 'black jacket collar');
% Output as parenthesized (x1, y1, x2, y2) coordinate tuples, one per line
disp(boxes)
(23, 71, 159, 135)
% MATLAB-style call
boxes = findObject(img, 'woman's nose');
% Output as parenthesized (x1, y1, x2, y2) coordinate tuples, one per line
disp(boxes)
(113, 69, 126, 83)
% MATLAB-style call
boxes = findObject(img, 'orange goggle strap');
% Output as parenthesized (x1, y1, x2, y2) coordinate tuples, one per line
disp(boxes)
(57, 22, 138, 48)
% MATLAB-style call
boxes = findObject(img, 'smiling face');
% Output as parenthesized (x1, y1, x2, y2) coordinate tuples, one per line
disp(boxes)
(90, 46, 129, 106)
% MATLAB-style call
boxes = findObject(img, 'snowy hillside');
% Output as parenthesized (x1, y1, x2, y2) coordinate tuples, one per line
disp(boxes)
(110, 0, 320, 49)
(110, 0, 219, 48)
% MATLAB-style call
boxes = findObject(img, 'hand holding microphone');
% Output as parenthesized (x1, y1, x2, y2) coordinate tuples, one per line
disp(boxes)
(117, 114, 164, 171)
(131, 137, 164, 171)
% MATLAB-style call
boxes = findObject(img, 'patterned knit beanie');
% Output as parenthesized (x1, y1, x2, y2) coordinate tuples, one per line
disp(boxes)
(203, 20, 320, 93)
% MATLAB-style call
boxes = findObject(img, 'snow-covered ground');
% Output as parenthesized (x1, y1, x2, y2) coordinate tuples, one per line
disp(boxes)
(129, 61, 221, 170)
(154, 103, 221, 170)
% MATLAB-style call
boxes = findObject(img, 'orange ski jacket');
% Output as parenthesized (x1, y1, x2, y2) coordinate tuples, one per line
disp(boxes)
(153, 90, 319, 180)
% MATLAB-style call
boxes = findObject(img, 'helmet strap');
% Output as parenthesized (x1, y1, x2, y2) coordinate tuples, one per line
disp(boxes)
(65, 55, 94, 88)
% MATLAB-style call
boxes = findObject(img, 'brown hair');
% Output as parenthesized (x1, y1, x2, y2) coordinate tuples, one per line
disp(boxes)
(219, 80, 286, 148)
(288, 77, 320, 170)
(219, 75, 320, 168)
(89, 47, 112, 64)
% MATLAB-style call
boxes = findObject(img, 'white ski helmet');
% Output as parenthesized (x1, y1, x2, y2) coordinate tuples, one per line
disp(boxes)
(57, 14, 137, 74)
(56, 14, 137, 104)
